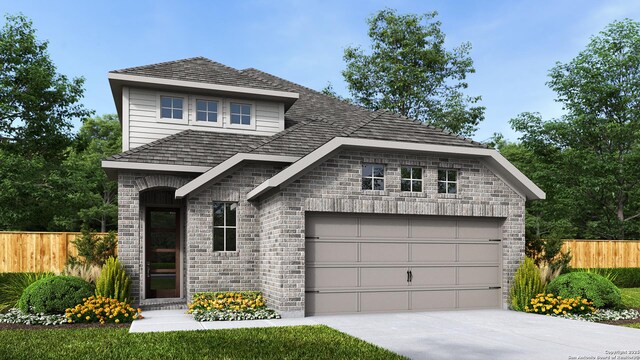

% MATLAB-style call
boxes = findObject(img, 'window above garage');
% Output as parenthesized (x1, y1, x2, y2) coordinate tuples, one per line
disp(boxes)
(362, 164, 385, 190)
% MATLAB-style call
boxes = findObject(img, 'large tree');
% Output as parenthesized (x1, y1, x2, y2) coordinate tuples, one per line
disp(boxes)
(511, 19, 640, 239)
(342, 8, 484, 137)
(0, 14, 91, 161)
(0, 14, 93, 231)
(56, 115, 121, 232)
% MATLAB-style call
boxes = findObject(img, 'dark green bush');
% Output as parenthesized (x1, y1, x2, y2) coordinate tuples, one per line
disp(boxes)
(568, 268, 640, 288)
(18, 276, 94, 314)
(547, 272, 621, 308)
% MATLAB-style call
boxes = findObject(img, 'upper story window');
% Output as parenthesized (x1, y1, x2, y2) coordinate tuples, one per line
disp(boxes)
(196, 99, 219, 122)
(230, 103, 252, 125)
(160, 96, 184, 119)
(213, 202, 237, 252)
(438, 169, 458, 194)
(362, 164, 385, 190)
(401, 167, 423, 192)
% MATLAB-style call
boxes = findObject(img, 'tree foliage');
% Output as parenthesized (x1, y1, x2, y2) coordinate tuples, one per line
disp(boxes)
(0, 14, 91, 161)
(509, 19, 640, 239)
(342, 8, 484, 137)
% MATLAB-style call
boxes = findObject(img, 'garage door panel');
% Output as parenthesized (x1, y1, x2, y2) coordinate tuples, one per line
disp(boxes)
(360, 291, 409, 312)
(360, 217, 408, 238)
(305, 214, 503, 315)
(306, 216, 358, 237)
(411, 243, 456, 262)
(411, 290, 456, 310)
(458, 243, 500, 263)
(458, 289, 501, 309)
(306, 268, 358, 289)
(307, 242, 358, 263)
(306, 293, 358, 315)
(361, 243, 408, 262)
(360, 267, 408, 287)
(457, 219, 500, 239)
(411, 218, 458, 238)
(458, 266, 500, 286)
(409, 267, 456, 286)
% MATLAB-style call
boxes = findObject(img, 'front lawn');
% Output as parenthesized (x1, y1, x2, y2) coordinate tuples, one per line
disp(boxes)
(621, 288, 640, 308)
(0, 325, 406, 359)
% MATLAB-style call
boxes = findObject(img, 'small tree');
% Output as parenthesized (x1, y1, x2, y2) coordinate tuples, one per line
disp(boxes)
(68, 226, 117, 266)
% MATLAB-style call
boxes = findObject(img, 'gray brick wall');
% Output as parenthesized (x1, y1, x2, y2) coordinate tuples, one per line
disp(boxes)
(117, 149, 525, 316)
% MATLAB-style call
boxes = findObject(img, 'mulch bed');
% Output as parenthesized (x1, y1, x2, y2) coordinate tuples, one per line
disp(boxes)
(0, 322, 130, 330)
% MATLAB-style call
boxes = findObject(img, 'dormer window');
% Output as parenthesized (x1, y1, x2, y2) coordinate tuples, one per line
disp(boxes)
(230, 102, 252, 125)
(196, 99, 219, 122)
(160, 96, 184, 119)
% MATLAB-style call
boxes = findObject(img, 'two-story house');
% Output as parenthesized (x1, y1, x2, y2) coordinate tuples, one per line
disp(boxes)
(102, 57, 544, 317)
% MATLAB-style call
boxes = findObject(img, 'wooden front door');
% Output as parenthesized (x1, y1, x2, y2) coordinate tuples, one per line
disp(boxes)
(145, 208, 180, 298)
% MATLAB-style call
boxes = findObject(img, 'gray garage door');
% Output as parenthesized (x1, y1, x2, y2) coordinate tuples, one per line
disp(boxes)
(305, 213, 503, 315)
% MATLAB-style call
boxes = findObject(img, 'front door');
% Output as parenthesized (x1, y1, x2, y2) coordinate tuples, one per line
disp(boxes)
(145, 208, 180, 298)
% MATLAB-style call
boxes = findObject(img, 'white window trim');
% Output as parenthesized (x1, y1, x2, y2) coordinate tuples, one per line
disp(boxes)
(191, 96, 223, 128)
(213, 202, 238, 252)
(438, 169, 459, 194)
(226, 99, 256, 130)
(401, 166, 423, 192)
(362, 163, 385, 191)
(157, 92, 188, 125)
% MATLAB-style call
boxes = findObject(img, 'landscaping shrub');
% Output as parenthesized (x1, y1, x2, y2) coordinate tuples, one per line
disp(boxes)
(189, 291, 281, 321)
(525, 293, 595, 316)
(68, 227, 117, 266)
(65, 296, 142, 324)
(18, 276, 94, 314)
(0, 272, 54, 312)
(568, 268, 640, 288)
(95, 257, 130, 303)
(0, 308, 67, 325)
(547, 272, 621, 308)
(510, 257, 545, 311)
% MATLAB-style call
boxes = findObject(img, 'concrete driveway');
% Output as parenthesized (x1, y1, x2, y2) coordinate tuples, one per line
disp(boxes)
(313, 309, 640, 360)
(131, 309, 640, 359)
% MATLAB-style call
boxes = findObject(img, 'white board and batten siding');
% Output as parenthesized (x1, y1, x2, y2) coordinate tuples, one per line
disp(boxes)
(123, 87, 285, 150)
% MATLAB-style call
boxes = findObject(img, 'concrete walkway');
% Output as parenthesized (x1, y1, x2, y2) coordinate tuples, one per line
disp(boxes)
(130, 309, 640, 360)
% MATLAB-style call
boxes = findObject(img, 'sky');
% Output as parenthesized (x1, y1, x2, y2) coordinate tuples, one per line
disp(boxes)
(2, 0, 640, 142)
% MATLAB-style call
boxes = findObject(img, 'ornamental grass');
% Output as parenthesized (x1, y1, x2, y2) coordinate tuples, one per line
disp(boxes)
(525, 293, 596, 316)
(65, 296, 142, 324)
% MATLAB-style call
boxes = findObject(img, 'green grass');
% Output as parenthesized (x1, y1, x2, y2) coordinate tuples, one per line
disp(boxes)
(0, 325, 406, 359)
(623, 323, 640, 329)
(621, 288, 640, 308)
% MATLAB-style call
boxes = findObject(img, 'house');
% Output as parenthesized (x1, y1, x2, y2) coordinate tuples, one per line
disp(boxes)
(102, 57, 545, 317)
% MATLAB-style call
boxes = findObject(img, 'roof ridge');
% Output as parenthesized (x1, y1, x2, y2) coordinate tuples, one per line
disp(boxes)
(110, 57, 208, 73)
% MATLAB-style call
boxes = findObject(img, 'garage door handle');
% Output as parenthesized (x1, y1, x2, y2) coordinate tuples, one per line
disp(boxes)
(409, 270, 413, 283)
(407, 270, 410, 283)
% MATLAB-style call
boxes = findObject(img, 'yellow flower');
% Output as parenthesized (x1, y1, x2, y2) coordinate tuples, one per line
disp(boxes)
(115, 319, 120, 323)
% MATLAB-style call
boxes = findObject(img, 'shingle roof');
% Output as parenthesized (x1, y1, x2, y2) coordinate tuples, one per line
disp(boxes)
(106, 57, 485, 167)
(111, 57, 288, 93)
(105, 130, 264, 167)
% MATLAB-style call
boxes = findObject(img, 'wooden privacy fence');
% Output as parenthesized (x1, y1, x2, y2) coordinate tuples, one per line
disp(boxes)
(563, 239, 640, 268)
(0, 232, 113, 273)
